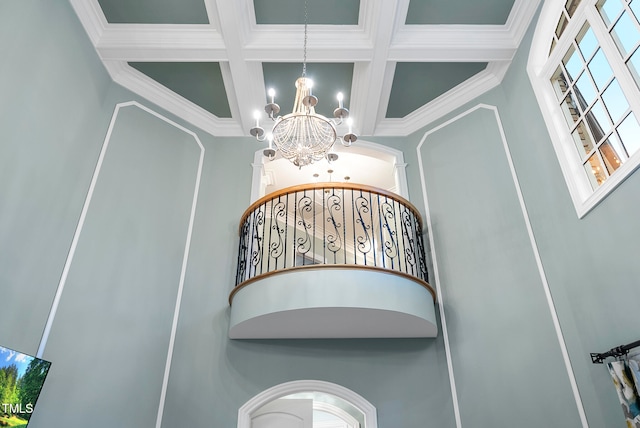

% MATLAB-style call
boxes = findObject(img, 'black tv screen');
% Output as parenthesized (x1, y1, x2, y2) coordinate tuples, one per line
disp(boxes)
(0, 346, 51, 427)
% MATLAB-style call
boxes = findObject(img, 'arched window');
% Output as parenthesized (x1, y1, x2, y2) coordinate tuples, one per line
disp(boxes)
(529, 0, 640, 217)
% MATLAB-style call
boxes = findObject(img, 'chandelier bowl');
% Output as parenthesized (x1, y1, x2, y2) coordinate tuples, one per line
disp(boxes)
(271, 112, 337, 168)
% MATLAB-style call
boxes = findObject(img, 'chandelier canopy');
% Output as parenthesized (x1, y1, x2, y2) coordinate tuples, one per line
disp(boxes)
(249, 1, 357, 168)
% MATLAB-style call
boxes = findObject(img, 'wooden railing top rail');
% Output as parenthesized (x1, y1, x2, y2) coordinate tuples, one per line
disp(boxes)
(239, 182, 423, 234)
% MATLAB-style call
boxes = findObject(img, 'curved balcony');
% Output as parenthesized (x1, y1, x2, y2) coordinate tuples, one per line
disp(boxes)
(229, 183, 437, 339)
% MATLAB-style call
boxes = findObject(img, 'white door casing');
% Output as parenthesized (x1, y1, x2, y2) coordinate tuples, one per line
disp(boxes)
(251, 398, 313, 428)
(237, 380, 377, 428)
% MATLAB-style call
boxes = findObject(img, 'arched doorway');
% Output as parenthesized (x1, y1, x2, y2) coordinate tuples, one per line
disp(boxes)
(237, 380, 378, 428)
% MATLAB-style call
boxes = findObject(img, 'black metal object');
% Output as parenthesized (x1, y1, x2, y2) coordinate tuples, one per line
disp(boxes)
(235, 183, 429, 288)
(591, 339, 640, 364)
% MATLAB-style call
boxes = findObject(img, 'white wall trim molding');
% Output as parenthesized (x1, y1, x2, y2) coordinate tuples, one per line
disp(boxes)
(416, 103, 588, 428)
(149, 103, 205, 428)
(34, 101, 205, 428)
(237, 380, 377, 428)
(487, 105, 589, 428)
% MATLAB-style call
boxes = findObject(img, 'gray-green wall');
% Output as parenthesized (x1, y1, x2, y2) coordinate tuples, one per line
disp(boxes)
(0, 1, 453, 427)
(0, 0, 635, 427)
(395, 6, 639, 426)
(493, 13, 640, 426)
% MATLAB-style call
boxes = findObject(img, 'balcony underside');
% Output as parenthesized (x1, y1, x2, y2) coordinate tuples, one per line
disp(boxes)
(229, 266, 437, 339)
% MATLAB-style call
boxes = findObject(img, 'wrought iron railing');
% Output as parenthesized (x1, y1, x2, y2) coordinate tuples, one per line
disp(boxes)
(234, 183, 431, 294)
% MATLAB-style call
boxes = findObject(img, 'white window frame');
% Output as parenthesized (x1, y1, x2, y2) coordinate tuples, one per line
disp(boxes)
(528, 0, 640, 218)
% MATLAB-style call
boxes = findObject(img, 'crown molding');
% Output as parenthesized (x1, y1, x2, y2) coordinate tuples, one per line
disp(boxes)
(485, 59, 511, 82)
(104, 61, 243, 136)
(505, 0, 542, 43)
(69, 0, 107, 45)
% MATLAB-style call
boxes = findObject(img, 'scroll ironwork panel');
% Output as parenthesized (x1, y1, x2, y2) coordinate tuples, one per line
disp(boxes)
(236, 183, 430, 288)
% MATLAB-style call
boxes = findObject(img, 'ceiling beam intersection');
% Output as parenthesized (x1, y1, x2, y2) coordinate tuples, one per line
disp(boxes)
(212, 0, 267, 133)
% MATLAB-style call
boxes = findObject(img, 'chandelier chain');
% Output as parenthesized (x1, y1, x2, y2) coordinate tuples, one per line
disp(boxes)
(302, 0, 308, 77)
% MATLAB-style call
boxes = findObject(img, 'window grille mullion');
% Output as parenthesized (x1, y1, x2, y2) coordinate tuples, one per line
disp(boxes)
(588, 3, 640, 116)
(544, 2, 592, 73)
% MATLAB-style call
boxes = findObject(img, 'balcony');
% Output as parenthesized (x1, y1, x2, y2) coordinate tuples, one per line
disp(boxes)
(229, 183, 437, 339)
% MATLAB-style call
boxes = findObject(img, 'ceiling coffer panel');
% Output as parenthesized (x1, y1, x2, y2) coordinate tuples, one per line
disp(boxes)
(98, 0, 209, 24)
(254, 0, 360, 25)
(386, 62, 489, 119)
(405, 0, 516, 25)
(129, 62, 232, 118)
(262, 63, 354, 121)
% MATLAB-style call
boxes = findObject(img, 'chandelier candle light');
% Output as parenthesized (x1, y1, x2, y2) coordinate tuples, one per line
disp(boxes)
(249, 0, 357, 168)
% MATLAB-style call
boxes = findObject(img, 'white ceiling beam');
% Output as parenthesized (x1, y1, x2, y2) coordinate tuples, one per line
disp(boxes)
(94, 25, 522, 63)
(242, 27, 373, 62)
(96, 25, 227, 61)
(350, 0, 404, 136)
(212, 0, 267, 134)
(389, 26, 518, 62)
(241, 47, 373, 63)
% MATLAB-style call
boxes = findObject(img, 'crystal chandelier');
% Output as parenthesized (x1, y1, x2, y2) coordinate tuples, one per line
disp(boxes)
(249, 0, 357, 168)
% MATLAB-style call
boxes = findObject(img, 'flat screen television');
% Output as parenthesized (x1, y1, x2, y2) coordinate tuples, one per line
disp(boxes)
(0, 346, 51, 427)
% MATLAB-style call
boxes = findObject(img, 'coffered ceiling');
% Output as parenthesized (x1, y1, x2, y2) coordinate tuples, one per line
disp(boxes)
(70, 0, 540, 138)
